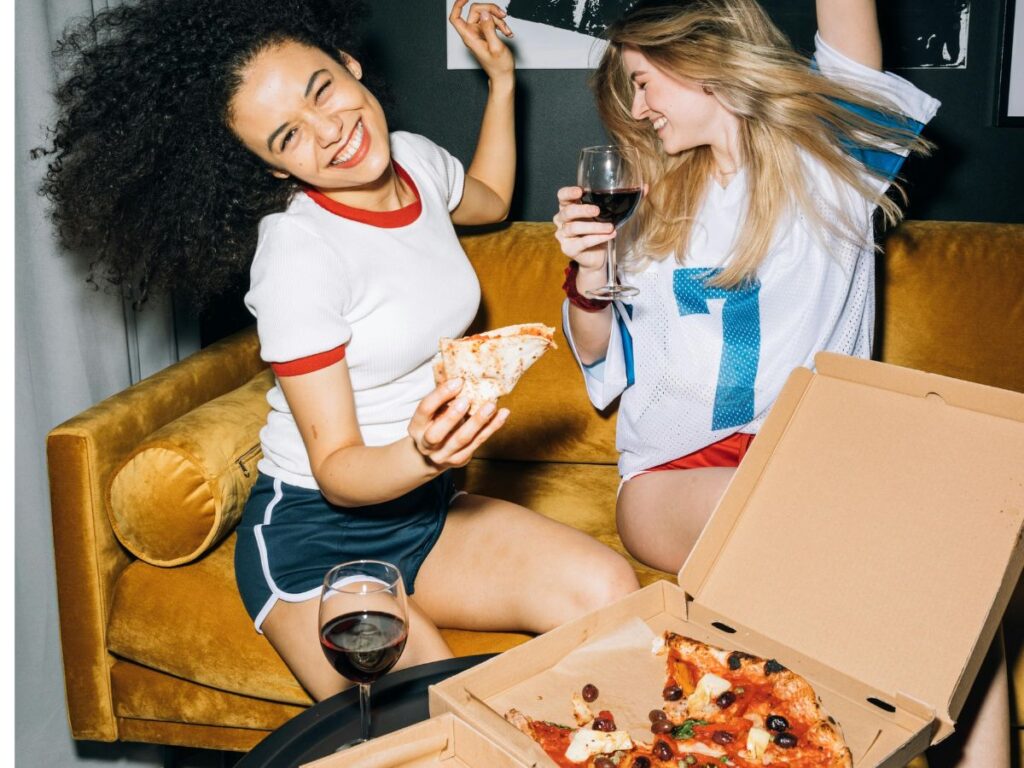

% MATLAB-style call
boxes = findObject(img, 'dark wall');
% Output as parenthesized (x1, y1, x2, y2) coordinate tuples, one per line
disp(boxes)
(363, 0, 1022, 224)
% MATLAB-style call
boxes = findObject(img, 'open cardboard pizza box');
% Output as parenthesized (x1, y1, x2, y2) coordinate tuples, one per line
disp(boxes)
(300, 712, 528, 767)
(430, 352, 1024, 768)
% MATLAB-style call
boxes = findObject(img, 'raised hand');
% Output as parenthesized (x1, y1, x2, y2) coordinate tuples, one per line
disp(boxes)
(449, 0, 515, 82)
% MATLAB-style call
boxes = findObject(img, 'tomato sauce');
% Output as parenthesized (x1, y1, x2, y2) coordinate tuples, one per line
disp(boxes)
(528, 721, 577, 768)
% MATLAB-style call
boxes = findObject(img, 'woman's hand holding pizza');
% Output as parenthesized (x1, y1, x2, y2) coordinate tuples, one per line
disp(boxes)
(408, 378, 509, 470)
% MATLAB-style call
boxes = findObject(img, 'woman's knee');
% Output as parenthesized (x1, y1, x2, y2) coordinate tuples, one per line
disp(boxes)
(557, 549, 640, 625)
(402, 603, 454, 666)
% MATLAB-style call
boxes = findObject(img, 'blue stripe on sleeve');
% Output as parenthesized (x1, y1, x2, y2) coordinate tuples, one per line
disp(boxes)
(615, 303, 636, 388)
(810, 57, 926, 182)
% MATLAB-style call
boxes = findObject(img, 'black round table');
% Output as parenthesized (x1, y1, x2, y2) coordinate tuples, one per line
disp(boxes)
(237, 654, 496, 768)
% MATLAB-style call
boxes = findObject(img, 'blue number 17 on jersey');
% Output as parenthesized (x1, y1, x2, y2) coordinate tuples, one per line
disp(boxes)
(673, 268, 762, 431)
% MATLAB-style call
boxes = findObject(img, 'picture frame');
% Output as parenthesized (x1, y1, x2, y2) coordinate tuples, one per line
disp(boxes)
(446, 0, 635, 70)
(997, 0, 1024, 125)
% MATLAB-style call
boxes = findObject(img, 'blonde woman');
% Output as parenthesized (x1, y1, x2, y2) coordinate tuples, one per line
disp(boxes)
(558, 0, 935, 573)
(555, 2, 1008, 766)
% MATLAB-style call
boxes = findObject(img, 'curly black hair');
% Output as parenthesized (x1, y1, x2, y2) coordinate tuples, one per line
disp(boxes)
(36, 0, 381, 308)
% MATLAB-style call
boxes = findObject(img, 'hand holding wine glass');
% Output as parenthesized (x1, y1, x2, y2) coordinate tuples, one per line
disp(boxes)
(577, 145, 643, 299)
(319, 560, 409, 748)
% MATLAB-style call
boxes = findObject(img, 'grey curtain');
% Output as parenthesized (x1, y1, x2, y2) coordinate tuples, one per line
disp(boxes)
(15, 0, 198, 763)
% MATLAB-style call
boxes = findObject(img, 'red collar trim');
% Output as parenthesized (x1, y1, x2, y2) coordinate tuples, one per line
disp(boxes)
(304, 162, 421, 228)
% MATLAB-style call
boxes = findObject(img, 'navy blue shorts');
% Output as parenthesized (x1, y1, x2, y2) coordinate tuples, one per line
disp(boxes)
(234, 472, 455, 632)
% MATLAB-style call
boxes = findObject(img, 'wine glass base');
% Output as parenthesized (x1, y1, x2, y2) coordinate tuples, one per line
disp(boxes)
(334, 737, 369, 752)
(585, 284, 640, 300)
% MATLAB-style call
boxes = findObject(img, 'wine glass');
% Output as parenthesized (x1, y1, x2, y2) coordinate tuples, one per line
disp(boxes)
(319, 560, 409, 748)
(577, 145, 643, 300)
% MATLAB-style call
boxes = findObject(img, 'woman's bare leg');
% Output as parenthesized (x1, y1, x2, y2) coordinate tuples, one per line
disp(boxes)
(261, 492, 640, 699)
(412, 494, 640, 633)
(261, 594, 453, 702)
(616, 467, 736, 574)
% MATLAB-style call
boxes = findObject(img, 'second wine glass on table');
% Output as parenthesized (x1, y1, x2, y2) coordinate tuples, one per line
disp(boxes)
(319, 560, 409, 748)
(577, 145, 644, 300)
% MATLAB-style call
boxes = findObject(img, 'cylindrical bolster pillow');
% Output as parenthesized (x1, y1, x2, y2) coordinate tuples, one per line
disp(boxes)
(108, 369, 274, 566)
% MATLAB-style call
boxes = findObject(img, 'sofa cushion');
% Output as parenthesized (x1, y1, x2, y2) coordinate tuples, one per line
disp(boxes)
(460, 223, 619, 465)
(455, 458, 669, 588)
(879, 221, 1024, 393)
(110, 659, 304, 733)
(108, 535, 312, 704)
(107, 369, 273, 566)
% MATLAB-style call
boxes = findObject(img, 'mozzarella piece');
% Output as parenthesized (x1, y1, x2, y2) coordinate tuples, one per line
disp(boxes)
(698, 674, 732, 698)
(687, 673, 732, 716)
(709, 647, 731, 666)
(743, 712, 765, 728)
(676, 740, 727, 759)
(746, 726, 771, 760)
(571, 692, 594, 726)
(564, 730, 633, 763)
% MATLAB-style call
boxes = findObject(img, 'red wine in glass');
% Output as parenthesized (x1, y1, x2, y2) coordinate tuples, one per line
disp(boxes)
(580, 187, 642, 227)
(577, 146, 643, 299)
(319, 560, 409, 748)
(320, 610, 408, 685)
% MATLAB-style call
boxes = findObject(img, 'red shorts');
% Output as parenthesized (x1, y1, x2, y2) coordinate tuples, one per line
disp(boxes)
(646, 432, 755, 472)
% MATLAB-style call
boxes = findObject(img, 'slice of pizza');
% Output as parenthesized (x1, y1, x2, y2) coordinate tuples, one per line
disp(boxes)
(504, 635, 851, 768)
(652, 632, 853, 768)
(432, 323, 557, 413)
(505, 707, 650, 768)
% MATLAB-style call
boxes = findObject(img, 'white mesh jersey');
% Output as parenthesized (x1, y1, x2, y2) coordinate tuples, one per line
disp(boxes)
(564, 35, 940, 479)
(245, 132, 480, 489)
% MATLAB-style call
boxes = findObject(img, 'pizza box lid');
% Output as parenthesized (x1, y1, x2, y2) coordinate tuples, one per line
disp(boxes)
(678, 352, 1024, 742)
(299, 712, 527, 768)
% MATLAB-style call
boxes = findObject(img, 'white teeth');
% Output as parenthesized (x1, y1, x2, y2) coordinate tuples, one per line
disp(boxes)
(653, 117, 667, 131)
(332, 120, 364, 166)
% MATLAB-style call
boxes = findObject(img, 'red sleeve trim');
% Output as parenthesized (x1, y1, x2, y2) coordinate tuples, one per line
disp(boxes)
(270, 344, 347, 377)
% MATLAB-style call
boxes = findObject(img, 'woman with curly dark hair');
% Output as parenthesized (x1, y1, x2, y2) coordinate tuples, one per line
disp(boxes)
(39, 0, 640, 700)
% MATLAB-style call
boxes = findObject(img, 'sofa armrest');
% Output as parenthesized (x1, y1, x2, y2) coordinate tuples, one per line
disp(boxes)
(46, 326, 265, 740)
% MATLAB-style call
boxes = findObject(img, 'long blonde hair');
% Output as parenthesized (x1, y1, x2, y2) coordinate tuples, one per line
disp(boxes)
(593, 0, 933, 287)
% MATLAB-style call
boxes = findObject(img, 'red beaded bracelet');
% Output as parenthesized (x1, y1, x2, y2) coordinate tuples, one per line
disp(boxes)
(562, 261, 612, 312)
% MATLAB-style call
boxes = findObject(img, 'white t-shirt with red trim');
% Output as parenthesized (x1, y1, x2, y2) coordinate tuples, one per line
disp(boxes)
(245, 131, 481, 490)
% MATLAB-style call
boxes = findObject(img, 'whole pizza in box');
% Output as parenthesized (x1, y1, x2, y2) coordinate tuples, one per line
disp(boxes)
(507, 632, 852, 768)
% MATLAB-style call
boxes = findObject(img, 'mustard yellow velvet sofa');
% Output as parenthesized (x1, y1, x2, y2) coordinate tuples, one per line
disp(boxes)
(47, 220, 1024, 755)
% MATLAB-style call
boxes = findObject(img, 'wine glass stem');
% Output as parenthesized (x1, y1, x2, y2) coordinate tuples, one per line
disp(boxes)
(358, 682, 371, 742)
(606, 236, 617, 289)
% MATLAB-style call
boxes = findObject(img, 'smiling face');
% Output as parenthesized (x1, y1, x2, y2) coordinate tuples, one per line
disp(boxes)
(229, 40, 392, 201)
(622, 46, 729, 157)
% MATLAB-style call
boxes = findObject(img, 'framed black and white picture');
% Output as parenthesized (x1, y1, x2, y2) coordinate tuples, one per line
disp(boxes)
(446, 0, 636, 69)
(444, 0, 984, 75)
(997, 0, 1024, 125)
(877, 1, 970, 69)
